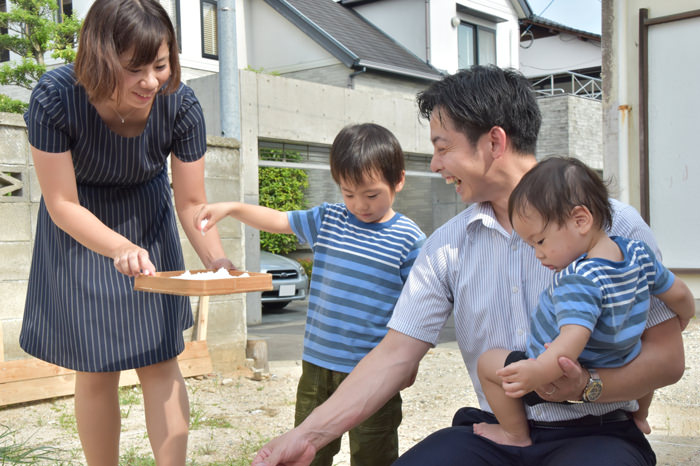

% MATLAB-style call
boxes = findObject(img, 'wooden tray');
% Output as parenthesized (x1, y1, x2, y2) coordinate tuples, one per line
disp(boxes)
(134, 269, 272, 296)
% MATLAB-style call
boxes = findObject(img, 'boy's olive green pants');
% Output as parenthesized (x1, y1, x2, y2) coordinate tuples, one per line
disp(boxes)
(295, 360, 403, 466)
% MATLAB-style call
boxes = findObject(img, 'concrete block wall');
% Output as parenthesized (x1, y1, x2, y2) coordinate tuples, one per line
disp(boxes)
(536, 95, 603, 171)
(0, 113, 249, 371)
(0, 113, 33, 362)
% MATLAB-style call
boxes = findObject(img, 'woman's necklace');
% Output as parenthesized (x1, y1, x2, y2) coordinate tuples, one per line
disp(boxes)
(111, 105, 137, 124)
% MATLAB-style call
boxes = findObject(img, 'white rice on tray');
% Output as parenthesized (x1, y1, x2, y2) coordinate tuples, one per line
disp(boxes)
(172, 268, 249, 280)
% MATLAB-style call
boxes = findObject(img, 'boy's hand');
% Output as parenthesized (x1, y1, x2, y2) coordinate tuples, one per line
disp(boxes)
(497, 359, 541, 398)
(194, 203, 232, 235)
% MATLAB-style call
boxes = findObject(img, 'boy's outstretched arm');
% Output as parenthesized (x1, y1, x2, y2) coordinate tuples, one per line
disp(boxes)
(195, 201, 293, 235)
(655, 277, 695, 330)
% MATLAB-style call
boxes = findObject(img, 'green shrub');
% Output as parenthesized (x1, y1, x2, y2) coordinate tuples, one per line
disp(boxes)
(0, 94, 28, 114)
(258, 149, 308, 255)
(297, 258, 313, 280)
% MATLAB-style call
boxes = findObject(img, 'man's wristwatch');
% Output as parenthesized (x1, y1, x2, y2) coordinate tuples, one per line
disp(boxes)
(582, 368, 602, 402)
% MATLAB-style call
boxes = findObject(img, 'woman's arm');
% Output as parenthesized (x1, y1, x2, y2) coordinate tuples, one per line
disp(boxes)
(171, 155, 233, 269)
(32, 146, 154, 276)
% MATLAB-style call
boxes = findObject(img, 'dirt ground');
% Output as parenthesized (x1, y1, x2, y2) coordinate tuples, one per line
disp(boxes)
(2, 319, 699, 465)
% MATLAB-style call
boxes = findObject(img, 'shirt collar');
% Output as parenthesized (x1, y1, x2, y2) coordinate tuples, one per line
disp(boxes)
(466, 202, 512, 238)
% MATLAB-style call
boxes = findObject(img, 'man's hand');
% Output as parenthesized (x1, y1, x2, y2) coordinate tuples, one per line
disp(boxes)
(251, 428, 318, 466)
(535, 356, 587, 402)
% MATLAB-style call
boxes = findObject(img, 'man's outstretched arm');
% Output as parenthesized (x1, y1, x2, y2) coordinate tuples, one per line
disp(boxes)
(252, 330, 431, 466)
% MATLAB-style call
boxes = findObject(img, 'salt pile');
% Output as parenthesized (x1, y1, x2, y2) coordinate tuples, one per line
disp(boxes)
(172, 268, 250, 280)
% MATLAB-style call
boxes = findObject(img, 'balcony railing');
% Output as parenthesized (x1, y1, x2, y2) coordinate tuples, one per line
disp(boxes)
(530, 71, 602, 100)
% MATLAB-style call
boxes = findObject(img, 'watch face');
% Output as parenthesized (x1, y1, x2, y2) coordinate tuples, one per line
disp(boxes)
(586, 382, 603, 401)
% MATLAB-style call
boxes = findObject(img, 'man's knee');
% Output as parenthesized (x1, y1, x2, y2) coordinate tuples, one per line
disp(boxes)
(394, 426, 516, 466)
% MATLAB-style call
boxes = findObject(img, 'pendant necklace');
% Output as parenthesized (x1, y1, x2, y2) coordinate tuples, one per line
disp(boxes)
(112, 105, 137, 124)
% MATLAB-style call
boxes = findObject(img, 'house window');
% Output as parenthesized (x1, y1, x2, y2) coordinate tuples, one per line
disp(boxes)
(458, 21, 496, 69)
(56, 0, 72, 21)
(0, 0, 8, 63)
(159, 0, 181, 52)
(201, 0, 218, 59)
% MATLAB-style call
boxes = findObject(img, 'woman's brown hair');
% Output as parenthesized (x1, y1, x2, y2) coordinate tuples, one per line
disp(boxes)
(74, 0, 181, 102)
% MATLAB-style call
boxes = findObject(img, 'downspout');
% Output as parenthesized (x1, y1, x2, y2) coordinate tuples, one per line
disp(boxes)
(616, 0, 629, 203)
(347, 66, 366, 89)
(219, 0, 240, 140)
(425, 0, 431, 64)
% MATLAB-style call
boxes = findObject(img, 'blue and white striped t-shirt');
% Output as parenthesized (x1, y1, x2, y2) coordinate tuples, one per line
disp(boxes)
(527, 236, 674, 367)
(288, 202, 425, 373)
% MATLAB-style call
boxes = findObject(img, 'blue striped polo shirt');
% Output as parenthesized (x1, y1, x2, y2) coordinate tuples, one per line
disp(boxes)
(289, 202, 425, 373)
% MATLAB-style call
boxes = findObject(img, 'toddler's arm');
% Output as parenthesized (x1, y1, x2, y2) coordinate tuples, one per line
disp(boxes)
(498, 325, 590, 397)
(655, 278, 695, 330)
(195, 201, 293, 235)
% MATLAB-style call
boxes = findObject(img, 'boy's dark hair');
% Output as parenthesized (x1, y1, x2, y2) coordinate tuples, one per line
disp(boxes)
(74, 0, 181, 102)
(508, 156, 613, 231)
(416, 65, 541, 154)
(330, 123, 405, 190)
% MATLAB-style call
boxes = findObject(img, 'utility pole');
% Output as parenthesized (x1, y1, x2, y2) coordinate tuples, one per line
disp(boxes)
(218, 0, 241, 140)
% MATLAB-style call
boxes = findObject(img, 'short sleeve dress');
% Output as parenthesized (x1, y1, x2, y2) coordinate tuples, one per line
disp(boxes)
(19, 64, 205, 372)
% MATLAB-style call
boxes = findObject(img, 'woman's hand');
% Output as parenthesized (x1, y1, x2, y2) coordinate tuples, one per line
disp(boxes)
(113, 244, 156, 277)
(209, 257, 236, 270)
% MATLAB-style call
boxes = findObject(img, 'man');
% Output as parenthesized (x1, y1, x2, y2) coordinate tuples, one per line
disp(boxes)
(252, 65, 685, 466)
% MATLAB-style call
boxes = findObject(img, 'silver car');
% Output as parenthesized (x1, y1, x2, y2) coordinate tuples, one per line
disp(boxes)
(259, 251, 309, 309)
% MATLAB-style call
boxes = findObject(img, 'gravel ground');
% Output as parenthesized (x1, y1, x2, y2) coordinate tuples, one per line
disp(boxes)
(1, 319, 699, 465)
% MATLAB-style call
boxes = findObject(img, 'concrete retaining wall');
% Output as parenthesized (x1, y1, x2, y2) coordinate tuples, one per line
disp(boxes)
(0, 113, 250, 371)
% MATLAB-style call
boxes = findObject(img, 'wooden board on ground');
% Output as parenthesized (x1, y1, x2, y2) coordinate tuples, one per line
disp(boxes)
(0, 341, 212, 407)
(134, 269, 272, 296)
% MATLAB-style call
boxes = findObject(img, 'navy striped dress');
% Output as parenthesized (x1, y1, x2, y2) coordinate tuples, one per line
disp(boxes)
(19, 64, 205, 372)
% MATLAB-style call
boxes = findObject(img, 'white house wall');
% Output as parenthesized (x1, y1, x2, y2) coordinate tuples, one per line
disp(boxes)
(434, 1, 519, 73)
(603, 0, 700, 295)
(244, 0, 337, 74)
(337, 0, 519, 75)
(519, 33, 601, 77)
(347, 0, 429, 62)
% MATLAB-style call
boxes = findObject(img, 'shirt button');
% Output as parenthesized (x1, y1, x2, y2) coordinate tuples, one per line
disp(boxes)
(512, 286, 519, 294)
(517, 328, 525, 336)
(511, 244, 518, 251)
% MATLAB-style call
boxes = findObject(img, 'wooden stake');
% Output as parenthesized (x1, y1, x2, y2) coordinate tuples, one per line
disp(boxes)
(196, 295, 209, 341)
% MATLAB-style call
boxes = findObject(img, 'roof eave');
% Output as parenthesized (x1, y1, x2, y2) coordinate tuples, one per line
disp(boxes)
(264, 0, 359, 67)
(356, 60, 444, 82)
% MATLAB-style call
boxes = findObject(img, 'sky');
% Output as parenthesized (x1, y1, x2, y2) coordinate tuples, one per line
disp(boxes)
(527, 0, 602, 35)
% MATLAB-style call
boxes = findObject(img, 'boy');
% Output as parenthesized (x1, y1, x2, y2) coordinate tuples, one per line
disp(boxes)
(196, 123, 426, 466)
(475, 157, 695, 447)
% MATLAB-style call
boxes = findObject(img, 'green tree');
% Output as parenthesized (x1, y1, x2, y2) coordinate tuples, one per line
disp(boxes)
(0, 0, 81, 112)
(258, 148, 308, 254)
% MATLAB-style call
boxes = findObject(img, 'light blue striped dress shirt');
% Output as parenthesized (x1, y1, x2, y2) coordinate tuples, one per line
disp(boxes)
(389, 198, 675, 422)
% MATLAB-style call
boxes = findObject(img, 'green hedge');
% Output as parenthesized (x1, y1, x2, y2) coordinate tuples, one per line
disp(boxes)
(258, 149, 308, 254)
(0, 94, 28, 114)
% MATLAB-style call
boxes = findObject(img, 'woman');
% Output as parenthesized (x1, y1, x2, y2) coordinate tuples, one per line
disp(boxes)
(20, 1, 232, 464)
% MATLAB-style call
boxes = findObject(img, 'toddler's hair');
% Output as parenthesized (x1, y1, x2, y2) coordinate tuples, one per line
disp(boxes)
(509, 156, 613, 230)
(330, 123, 405, 190)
